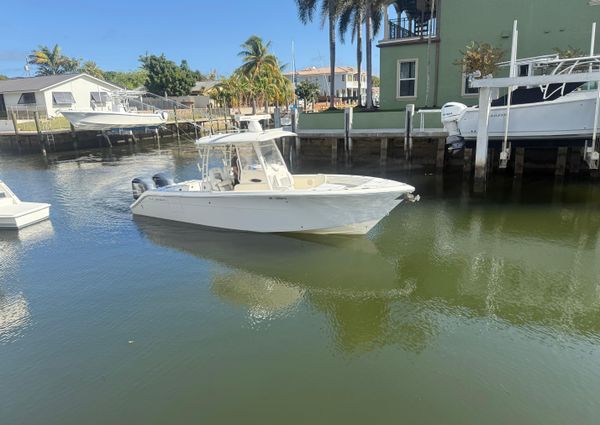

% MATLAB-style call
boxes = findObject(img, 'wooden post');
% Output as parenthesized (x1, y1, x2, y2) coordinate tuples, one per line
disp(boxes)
(463, 148, 473, 174)
(332, 139, 338, 165)
(435, 137, 445, 171)
(173, 107, 180, 140)
(569, 147, 581, 174)
(514, 147, 525, 176)
(474, 87, 492, 192)
(555, 146, 568, 176)
(404, 105, 414, 161)
(191, 106, 198, 139)
(33, 111, 43, 143)
(380, 138, 388, 165)
(344, 108, 353, 165)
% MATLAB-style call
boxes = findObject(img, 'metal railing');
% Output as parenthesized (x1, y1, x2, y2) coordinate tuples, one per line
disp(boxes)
(389, 17, 438, 40)
(7, 105, 49, 120)
(416, 108, 442, 131)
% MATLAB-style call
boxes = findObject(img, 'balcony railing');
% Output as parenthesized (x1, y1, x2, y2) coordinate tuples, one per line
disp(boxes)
(389, 17, 438, 40)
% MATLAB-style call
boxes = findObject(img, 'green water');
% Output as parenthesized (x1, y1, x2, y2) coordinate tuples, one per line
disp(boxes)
(1, 141, 599, 424)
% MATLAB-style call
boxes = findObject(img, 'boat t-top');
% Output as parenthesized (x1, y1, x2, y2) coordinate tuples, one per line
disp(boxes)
(61, 90, 168, 131)
(130, 116, 416, 235)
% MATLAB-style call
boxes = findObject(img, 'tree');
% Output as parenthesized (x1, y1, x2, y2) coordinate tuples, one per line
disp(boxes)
(27, 44, 80, 76)
(237, 35, 280, 114)
(364, 0, 384, 109)
(372, 75, 380, 87)
(0, 74, 7, 80)
(296, 0, 342, 110)
(104, 70, 148, 89)
(454, 42, 505, 77)
(295, 80, 320, 111)
(80, 61, 104, 79)
(139, 54, 195, 96)
(338, 0, 365, 106)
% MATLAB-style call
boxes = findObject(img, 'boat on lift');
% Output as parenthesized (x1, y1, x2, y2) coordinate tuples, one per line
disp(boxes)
(0, 181, 50, 229)
(130, 116, 416, 235)
(441, 53, 600, 150)
(61, 90, 168, 130)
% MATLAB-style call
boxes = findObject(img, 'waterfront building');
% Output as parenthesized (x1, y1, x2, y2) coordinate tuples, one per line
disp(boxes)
(378, 0, 600, 110)
(0, 73, 120, 119)
(285, 66, 368, 102)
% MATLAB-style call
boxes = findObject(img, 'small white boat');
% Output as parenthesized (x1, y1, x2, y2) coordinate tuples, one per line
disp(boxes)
(61, 110, 168, 131)
(130, 117, 416, 235)
(0, 181, 50, 229)
(61, 90, 168, 130)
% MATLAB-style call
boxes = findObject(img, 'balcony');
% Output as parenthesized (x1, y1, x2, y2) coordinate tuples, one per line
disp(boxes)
(388, 16, 438, 41)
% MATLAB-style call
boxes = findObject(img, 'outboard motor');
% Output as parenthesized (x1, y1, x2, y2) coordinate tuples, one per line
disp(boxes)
(152, 173, 175, 188)
(441, 102, 468, 152)
(131, 177, 156, 200)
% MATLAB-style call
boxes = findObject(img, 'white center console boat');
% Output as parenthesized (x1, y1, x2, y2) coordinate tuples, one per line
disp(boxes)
(130, 117, 416, 235)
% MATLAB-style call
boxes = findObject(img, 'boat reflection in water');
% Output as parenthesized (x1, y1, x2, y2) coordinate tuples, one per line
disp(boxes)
(135, 197, 600, 353)
(0, 221, 54, 343)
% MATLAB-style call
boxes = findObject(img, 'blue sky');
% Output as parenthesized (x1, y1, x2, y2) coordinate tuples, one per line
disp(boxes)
(0, 0, 381, 78)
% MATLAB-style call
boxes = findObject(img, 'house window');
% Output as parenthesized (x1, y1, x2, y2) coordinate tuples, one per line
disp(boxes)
(90, 92, 109, 104)
(397, 59, 417, 98)
(342, 74, 346, 82)
(52, 92, 75, 105)
(462, 73, 479, 96)
(18, 92, 36, 104)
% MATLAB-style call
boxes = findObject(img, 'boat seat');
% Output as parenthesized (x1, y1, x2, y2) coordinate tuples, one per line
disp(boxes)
(208, 168, 234, 191)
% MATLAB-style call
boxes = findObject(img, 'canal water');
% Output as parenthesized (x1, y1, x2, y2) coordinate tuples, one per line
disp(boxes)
(1, 140, 600, 425)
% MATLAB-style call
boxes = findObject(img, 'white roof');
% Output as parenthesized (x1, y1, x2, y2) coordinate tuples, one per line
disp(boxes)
(195, 129, 297, 146)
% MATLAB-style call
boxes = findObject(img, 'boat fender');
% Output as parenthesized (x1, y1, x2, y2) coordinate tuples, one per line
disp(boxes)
(159, 111, 169, 121)
(131, 177, 156, 200)
(152, 173, 175, 188)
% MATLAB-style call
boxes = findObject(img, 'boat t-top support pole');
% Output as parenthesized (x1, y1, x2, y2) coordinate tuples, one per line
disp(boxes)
(585, 22, 600, 170)
(500, 20, 518, 169)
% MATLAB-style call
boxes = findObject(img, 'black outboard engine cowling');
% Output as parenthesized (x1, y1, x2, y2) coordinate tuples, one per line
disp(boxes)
(132, 177, 156, 200)
(152, 173, 175, 188)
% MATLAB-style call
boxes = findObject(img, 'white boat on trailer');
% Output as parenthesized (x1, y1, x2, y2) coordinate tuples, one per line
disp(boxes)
(0, 181, 50, 229)
(61, 90, 168, 131)
(130, 117, 416, 235)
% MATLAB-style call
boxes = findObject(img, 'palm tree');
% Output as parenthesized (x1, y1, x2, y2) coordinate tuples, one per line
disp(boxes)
(339, 0, 365, 107)
(296, 0, 342, 110)
(237, 35, 279, 114)
(365, 0, 384, 109)
(27, 44, 79, 76)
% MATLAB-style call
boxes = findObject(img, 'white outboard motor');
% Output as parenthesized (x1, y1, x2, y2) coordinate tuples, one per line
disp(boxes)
(152, 173, 174, 188)
(132, 177, 156, 200)
(441, 102, 468, 151)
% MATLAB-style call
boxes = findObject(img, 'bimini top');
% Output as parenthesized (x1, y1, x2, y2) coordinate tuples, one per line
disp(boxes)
(195, 128, 297, 146)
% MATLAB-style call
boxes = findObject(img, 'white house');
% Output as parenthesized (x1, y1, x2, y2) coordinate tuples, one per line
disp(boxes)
(0, 73, 121, 119)
(285, 66, 367, 101)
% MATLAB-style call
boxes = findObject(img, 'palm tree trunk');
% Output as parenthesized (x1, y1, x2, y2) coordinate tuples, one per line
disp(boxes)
(328, 8, 336, 110)
(252, 98, 257, 115)
(366, 0, 374, 109)
(357, 11, 364, 107)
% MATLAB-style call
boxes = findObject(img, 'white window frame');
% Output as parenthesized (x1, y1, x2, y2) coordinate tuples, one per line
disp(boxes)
(396, 59, 418, 99)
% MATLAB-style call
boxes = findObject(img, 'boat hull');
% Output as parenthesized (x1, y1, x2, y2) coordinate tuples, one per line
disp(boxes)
(455, 91, 599, 141)
(0, 203, 50, 229)
(130, 179, 412, 235)
(61, 110, 167, 130)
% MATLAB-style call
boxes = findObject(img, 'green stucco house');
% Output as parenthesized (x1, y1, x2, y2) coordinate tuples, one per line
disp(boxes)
(379, 0, 600, 110)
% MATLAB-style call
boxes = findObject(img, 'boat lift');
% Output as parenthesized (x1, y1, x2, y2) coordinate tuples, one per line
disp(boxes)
(469, 21, 600, 187)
